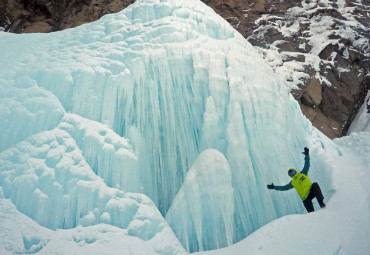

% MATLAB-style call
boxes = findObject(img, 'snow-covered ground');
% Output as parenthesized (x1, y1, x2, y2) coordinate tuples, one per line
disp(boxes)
(0, 0, 369, 254)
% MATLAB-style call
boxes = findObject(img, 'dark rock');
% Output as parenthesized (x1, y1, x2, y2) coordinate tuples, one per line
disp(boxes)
(0, 0, 11, 31)
(301, 79, 323, 108)
(4, 0, 135, 33)
(265, 27, 284, 43)
(321, 86, 345, 123)
(318, 43, 339, 60)
(277, 40, 306, 53)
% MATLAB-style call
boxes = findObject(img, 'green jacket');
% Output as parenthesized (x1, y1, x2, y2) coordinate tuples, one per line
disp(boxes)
(274, 155, 312, 201)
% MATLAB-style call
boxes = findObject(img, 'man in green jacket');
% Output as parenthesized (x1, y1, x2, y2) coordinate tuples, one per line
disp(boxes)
(267, 147, 326, 213)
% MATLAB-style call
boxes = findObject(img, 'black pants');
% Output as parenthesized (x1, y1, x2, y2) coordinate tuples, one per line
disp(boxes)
(303, 182, 324, 213)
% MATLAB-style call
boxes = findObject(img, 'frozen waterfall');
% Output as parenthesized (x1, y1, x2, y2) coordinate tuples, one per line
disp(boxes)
(0, 0, 330, 252)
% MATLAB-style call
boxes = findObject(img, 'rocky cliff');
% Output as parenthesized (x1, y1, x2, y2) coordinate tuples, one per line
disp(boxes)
(1, 0, 135, 33)
(1, 0, 369, 138)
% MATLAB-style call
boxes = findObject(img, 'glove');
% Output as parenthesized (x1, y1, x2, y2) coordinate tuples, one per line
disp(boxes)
(302, 147, 309, 155)
(267, 183, 274, 189)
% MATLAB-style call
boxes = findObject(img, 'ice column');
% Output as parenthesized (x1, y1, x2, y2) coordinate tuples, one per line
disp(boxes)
(166, 149, 234, 252)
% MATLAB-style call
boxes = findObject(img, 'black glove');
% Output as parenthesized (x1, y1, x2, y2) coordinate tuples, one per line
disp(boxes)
(267, 183, 274, 189)
(302, 147, 309, 155)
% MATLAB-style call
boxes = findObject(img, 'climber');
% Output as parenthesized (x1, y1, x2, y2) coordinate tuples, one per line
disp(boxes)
(366, 96, 370, 113)
(267, 147, 326, 213)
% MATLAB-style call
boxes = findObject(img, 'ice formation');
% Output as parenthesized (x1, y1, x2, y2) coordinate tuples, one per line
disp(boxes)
(348, 91, 370, 134)
(166, 149, 234, 251)
(0, 117, 185, 254)
(0, 0, 334, 252)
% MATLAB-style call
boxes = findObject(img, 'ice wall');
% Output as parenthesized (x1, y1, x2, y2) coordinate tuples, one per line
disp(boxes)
(0, 0, 323, 252)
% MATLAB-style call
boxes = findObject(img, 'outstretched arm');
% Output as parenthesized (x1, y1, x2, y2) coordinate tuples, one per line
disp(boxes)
(274, 182, 293, 191)
(300, 147, 310, 175)
(267, 182, 293, 191)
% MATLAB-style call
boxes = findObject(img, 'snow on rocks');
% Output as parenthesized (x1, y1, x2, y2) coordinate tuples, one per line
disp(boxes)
(249, 0, 369, 91)
(247, 0, 369, 138)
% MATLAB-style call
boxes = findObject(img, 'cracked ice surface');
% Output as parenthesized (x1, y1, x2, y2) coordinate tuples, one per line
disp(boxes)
(0, 0, 335, 252)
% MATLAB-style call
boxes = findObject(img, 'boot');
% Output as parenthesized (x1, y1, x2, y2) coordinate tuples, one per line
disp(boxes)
(319, 201, 326, 208)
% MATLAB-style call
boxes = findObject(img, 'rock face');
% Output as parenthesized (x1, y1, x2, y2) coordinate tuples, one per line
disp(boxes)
(1, 0, 135, 33)
(1, 0, 369, 138)
(206, 0, 369, 138)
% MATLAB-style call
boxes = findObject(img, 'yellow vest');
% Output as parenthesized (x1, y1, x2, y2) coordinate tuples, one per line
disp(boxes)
(291, 173, 312, 201)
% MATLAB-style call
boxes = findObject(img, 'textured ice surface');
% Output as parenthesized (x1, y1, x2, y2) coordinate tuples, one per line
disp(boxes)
(0, 198, 177, 255)
(0, 82, 65, 151)
(0, 0, 336, 253)
(166, 149, 234, 251)
(58, 114, 142, 193)
(0, 121, 185, 254)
